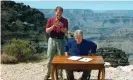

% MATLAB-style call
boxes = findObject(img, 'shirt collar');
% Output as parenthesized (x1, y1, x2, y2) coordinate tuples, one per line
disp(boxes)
(74, 39, 84, 45)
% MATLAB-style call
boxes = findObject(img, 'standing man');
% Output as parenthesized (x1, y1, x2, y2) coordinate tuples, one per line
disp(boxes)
(64, 30, 97, 80)
(44, 6, 68, 80)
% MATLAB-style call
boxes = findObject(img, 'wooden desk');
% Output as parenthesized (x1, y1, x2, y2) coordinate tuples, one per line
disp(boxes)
(51, 56, 105, 80)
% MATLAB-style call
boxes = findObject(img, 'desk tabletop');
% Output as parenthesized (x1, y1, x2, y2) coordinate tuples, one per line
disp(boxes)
(52, 56, 104, 65)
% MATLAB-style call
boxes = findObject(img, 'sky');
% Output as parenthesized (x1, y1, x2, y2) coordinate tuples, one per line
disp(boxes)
(14, 0, 133, 10)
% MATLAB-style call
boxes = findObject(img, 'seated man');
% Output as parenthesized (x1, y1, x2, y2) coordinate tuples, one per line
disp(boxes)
(64, 30, 97, 80)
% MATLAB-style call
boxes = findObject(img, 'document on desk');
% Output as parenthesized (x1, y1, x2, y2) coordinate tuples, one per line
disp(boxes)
(79, 58, 93, 62)
(67, 56, 82, 60)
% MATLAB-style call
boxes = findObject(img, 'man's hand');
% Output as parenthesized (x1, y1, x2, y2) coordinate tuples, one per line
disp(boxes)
(53, 20, 59, 27)
(89, 53, 94, 56)
(65, 52, 68, 56)
(46, 25, 55, 33)
(54, 21, 63, 29)
(60, 27, 67, 33)
(58, 22, 63, 28)
(53, 19, 67, 33)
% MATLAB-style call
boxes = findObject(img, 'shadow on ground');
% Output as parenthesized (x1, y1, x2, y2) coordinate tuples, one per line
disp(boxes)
(48, 79, 113, 80)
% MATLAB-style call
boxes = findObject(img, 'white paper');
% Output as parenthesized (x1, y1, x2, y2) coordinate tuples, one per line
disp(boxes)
(67, 56, 82, 60)
(79, 58, 93, 62)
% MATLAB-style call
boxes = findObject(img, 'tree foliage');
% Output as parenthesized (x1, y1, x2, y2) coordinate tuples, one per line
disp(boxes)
(1, 1, 47, 53)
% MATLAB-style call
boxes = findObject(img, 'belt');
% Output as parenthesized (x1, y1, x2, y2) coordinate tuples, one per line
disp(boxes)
(50, 36, 64, 39)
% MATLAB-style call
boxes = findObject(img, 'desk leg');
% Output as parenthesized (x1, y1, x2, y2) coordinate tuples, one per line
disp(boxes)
(101, 67, 105, 80)
(51, 65, 57, 80)
(98, 69, 101, 80)
(55, 69, 58, 80)
(98, 67, 105, 80)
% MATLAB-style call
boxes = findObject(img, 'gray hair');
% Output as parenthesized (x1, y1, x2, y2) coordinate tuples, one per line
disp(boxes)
(74, 30, 83, 37)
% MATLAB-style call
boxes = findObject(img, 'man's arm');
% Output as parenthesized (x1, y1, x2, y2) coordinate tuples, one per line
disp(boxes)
(90, 42, 97, 55)
(46, 19, 56, 33)
(64, 40, 69, 56)
(60, 28, 68, 34)
(46, 25, 55, 33)
(60, 19, 68, 34)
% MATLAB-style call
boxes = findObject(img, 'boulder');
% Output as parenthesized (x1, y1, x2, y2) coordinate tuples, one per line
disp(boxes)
(96, 47, 129, 67)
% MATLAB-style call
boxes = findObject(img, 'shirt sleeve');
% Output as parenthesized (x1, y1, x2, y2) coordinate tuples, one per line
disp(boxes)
(46, 19, 51, 28)
(66, 19, 68, 30)
(91, 42, 97, 53)
(64, 40, 70, 52)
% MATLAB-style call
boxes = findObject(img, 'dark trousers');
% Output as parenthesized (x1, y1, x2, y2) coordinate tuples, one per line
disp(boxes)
(66, 70, 91, 80)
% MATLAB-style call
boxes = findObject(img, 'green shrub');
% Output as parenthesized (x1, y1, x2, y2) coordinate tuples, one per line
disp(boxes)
(2, 39, 36, 61)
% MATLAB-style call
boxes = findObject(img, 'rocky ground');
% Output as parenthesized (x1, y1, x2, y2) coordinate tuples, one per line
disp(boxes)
(1, 59, 133, 80)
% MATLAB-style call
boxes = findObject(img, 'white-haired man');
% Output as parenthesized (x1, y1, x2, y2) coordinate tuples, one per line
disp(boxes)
(64, 30, 97, 80)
